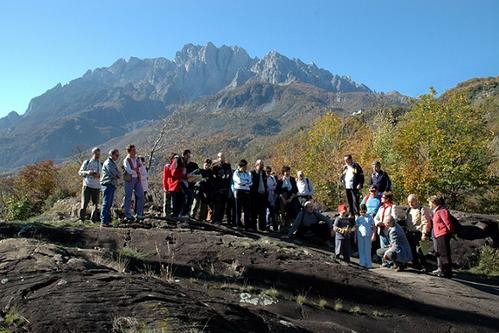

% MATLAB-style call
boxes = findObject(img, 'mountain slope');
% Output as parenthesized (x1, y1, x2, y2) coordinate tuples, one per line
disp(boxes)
(98, 81, 408, 170)
(1, 42, 375, 171)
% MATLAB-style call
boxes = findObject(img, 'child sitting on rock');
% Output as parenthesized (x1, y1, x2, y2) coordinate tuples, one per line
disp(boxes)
(333, 204, 354, 262)
(355, 204, 375, 269)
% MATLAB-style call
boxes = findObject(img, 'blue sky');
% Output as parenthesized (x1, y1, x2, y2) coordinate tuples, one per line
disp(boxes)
(0, 0, 498, 118)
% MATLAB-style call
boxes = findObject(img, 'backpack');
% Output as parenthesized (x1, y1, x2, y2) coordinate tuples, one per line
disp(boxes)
(449, 213, 462, 235)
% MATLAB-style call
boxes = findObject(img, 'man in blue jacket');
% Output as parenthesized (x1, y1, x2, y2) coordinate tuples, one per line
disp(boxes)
(368, 161, 392, 195)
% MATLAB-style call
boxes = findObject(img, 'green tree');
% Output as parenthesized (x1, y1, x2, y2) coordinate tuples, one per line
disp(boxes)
(392, 90, 495, 207)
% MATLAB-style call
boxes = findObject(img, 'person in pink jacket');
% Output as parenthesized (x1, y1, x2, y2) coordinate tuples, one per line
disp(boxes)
(428, 195, 454, 278)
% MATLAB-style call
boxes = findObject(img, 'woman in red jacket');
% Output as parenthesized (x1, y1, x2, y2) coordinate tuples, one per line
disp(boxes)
(428, 195, 454, 278)
(167, 154, 187, 218)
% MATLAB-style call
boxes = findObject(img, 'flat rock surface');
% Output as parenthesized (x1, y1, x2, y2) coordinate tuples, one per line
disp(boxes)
(0, 218, 498, 332)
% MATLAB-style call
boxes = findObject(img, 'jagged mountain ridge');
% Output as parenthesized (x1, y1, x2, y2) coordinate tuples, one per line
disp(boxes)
(0, 42, 374, 171)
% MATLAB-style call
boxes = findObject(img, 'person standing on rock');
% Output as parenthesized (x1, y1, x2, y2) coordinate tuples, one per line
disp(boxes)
(181, 149, 199, 218)
(211, 152, 233, 225)
(368, 161, 391, 194)
(340, 154, 364, 216)
(233, 159, 253, 230)
(100, 149, 121, 227)
(191, 158, 214, 221)
(265, 166, 278, 231)
(276, 166, 301, 229)
(167, 153, 187, 218)
(162, 153, 176, 217)
(428, 195, 454, 278)
(78, 147, 102, 222)
(355, 204, 375, 269)
(333, 203, 354, 262)
(250, 160, 267, 231)
(123, 144, 145, 222)
(296, 170, 315, 206)
(406, 194, 432, 271)
(138, 156, 150, 203)
(361, 185, 381, 217)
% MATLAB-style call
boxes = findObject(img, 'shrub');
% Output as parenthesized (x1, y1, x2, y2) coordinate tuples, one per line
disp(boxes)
(4, 194, 39, 220)
(470, 246, 499, 277)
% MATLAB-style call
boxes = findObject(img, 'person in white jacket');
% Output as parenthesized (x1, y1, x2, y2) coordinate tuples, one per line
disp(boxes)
(78, 147, 102, 222)
(233, 159, 253, 229)
(138, 156, 150, 205)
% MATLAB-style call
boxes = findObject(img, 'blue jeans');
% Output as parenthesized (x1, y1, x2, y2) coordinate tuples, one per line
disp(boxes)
(101, 185, 116, 225)
(124, 177, 144, 218)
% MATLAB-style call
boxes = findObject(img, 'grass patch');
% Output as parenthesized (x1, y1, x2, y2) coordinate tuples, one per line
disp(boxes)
(296, 294, 306, 306)
(334, 299, 343, 312)
(114, 254, 131, 273)
(349, 305, 363, 314)
(112, 316, 169, 333)
(0, 307, 29, 332)
(371, 310, 386, 317)
(262, 288, 280, 299)
(117, 247, 148, 261)
(317, 299, 328, 310)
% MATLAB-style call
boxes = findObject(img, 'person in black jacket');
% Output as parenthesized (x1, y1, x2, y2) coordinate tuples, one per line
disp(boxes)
(368, 161, 391, 194)
(340, 154, 364, 216)
(191, 159, 214, 221)
(276, 165, 301, 229)
(250, 159, 268, 231)
(211, 152, 233, 225)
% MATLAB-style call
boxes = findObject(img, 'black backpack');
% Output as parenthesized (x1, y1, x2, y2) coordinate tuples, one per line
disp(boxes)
(449, 213, 462, 236)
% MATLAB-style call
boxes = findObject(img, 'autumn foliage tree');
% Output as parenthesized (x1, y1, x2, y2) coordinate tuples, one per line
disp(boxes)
(390, 90, 495, 207)
(0, 160, 81, 220)
(269, 91, 496, 211)
(270, 113, 376, 208)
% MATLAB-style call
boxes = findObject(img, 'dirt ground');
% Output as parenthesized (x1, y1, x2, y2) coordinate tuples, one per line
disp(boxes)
(0, 218, 498, 333)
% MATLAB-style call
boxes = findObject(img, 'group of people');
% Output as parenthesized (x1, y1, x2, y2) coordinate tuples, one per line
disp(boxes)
(161, 151, 315, 232)
(288, 154, 454, 278)
(79, 147, 455, 279)
(78, 145, 150, 227)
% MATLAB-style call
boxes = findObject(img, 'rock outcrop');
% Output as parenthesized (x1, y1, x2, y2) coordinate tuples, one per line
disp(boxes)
(0, 219, 498, 332)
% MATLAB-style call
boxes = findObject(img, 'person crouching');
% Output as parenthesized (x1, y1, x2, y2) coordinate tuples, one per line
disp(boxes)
(334, 204, 354, 262)
(286, 201, 334, 247)
(376, 216, 413, 271)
